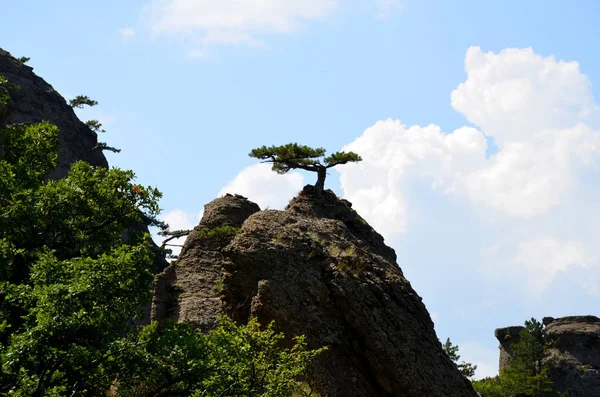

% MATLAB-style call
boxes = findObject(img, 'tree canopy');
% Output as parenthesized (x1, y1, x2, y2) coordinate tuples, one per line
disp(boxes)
(441, 338, 477, 379)
(249, 143, 362, 194)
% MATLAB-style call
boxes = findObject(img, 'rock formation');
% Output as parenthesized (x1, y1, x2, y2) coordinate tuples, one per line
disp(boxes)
(0, 48, 107, 179)
(153, 186, 477, 397)
(494, 325, 524, 372)
(495, 316, 600, 397)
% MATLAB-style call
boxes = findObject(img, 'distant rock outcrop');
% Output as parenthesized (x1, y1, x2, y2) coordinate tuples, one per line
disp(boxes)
(0, 48, 107, 179)
(495, 316, 600, 397)
(153, 186, 477, 397)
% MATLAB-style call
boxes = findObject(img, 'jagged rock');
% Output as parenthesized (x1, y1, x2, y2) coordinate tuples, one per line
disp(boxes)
(0, 48, 107, 179)
(151, 194, 260, 332)
(545, 316, 600, 397)
(152, 187, 477, 397)
(495, 316, 600, 397)
(495, 325, 525, 371)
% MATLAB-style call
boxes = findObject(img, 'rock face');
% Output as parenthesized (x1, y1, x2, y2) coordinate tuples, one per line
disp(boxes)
(496, 316, 600, 397)
(0, 48, 107, 179)
(153, 186, 477, 397)
(152, 193, 260, 332)
(494, 325, 525, 371)
(546, 316, 600, 397)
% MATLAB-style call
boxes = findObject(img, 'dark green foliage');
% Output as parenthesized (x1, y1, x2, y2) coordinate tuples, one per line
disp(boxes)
(249, 143, 362, 194)
(18, 56, 30, 64)
(441, 337, 477, 379)
(0, 121, 161, 394)
(69, 95, 98, 108)
(95, 142, 122, 153)
(86, 119, 105, 133)
(0, 120, 323, 395)
(473, 318, 557, 397)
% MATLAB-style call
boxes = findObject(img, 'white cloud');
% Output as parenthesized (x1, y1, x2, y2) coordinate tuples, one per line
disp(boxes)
(337, 46, 600, 296)
(218, 163, 304, 210)
(451, 47, 600, 145)
(516, 238, 597, 294)
(120, 27, 136, 40)
(155, 208, 203, 258)
(141, 0, 407, 55)
(145, 0, 338, 55)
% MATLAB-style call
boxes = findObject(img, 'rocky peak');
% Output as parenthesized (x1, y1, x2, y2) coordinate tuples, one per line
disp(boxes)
(286, 185, 397, 263)
(152, 188, 477, 396)
(200, 193, 261, 229)
(495, 325, 525, 371)
(0, 48, 107, 179)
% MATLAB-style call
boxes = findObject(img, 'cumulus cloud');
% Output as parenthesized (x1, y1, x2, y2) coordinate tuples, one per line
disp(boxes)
(218, 163, 304, 210)
(337, 46, 600, 297)
(451, 47, 599, 144)
(155, 208, 203, 258)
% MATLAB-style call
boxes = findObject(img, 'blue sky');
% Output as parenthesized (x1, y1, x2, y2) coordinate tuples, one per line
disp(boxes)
(3, 0, 600, 378)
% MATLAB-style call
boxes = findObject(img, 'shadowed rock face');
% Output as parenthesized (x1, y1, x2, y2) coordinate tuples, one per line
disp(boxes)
(495, 325, 525, 371)
(151, 194, 260, 332)
(545, 316, 600, 397)
(0, 48, 108, 179)
(152, 187, 477, 397)
(495, 316, 600, 397)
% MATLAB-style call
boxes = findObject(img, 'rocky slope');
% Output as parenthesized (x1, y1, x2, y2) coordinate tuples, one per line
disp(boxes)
(496, 316, 600, 397)
(153, 186, 477, 397)
(0, 48, 107, 179)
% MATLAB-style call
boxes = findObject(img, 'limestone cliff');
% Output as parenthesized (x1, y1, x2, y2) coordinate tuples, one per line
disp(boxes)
(495, 316, 600, 397)
(152, 186, 477, 397)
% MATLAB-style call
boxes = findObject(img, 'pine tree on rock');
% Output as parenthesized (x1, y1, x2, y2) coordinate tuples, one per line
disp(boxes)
(249, 143, 362, 195)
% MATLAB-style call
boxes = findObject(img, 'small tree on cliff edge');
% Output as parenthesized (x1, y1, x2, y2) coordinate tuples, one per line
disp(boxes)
(249, 143, 362, 195)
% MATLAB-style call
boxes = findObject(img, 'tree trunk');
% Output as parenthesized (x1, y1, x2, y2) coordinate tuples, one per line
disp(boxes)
(315, 167, 326, 195)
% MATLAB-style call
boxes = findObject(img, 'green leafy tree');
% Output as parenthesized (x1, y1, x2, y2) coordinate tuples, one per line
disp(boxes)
(18, 56, 30, 64)
(442, 337, 477, 379)
(114, 316, 325, 396)
(69, 95, 98, 108)
(249, 143, 362, 195)
(0, 120, 162, 394)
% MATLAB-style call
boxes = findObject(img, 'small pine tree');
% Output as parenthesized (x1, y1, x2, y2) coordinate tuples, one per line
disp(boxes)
(69, 95, 98, 108)
(18, 56, 30, 64)
(442, 337, 477, 379)
(249, 143, 362, 195)
(86, 119, 105, 133)
(94, 142, 121, 153)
